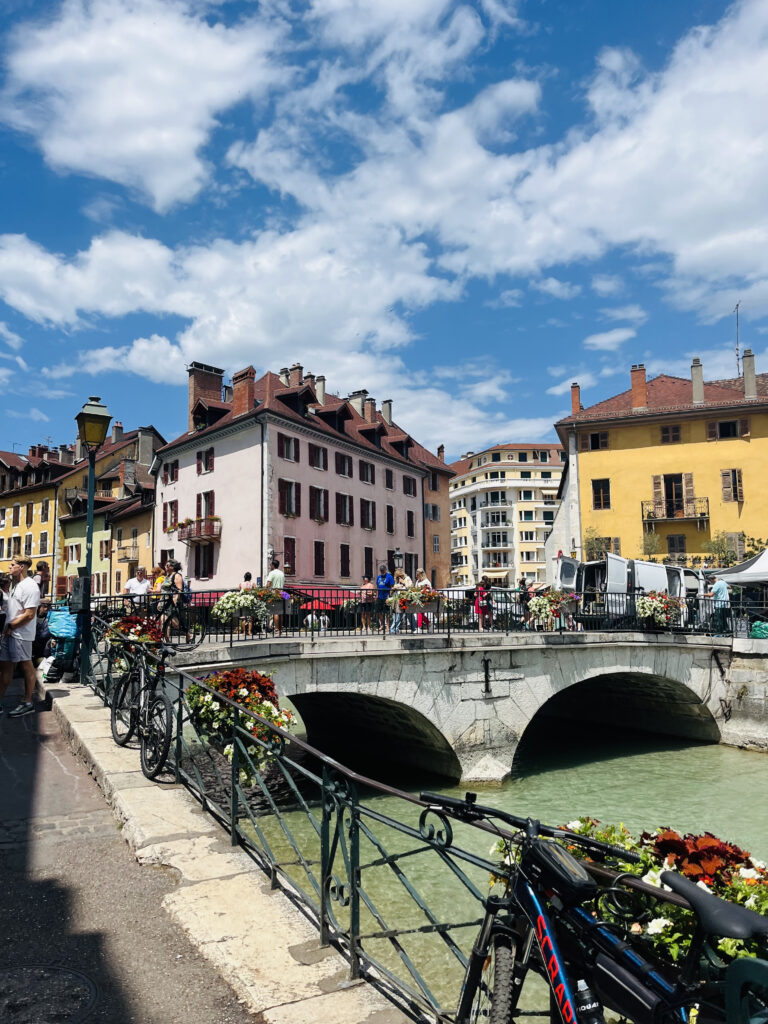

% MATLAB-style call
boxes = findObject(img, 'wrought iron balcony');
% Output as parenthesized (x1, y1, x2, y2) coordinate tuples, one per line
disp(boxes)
(641, 497, 709, 523)
(117, 544, 139, 562)
(177, 516, 222, 542)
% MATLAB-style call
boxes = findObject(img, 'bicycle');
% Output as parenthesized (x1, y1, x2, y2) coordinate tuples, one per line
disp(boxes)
(420, 792, 768, 1024)
(110, 641, 175, 779)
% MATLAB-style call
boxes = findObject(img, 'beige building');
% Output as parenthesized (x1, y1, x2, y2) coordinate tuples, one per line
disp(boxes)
(448, 442, 565, 587)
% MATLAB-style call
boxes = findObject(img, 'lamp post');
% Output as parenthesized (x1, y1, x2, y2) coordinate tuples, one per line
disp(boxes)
(392, 547, 404, 572)
(75, 396, 112, 687)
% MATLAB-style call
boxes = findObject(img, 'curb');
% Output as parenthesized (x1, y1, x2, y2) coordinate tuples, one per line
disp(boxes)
(46, 678, 411, 1024)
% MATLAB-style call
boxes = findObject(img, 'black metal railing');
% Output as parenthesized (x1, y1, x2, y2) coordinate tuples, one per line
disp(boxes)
(641, 497, 710, 522)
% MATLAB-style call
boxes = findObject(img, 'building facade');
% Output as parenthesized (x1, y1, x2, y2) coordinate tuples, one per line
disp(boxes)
(447, 443, 565, 587)
(155, 363, 452, 589)
(550, 352, 768, 567)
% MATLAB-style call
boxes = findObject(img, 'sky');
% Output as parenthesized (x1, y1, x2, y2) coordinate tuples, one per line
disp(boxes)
(2, 0, 768, 461)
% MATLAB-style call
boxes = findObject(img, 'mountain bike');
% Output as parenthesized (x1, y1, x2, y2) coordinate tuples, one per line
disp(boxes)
(420, 792, 768, 1024)
(110, 641, 175, 779)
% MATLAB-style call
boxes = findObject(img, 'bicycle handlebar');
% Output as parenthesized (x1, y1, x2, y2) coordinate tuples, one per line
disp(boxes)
(420, 791, 641, 865)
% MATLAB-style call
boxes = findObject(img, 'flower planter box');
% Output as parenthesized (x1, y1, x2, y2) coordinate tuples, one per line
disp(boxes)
(399, 599, 441, 614)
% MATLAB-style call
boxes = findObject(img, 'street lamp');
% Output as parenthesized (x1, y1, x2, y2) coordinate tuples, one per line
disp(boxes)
(392, 547, 404, 571)
(75, 396, 112, 686)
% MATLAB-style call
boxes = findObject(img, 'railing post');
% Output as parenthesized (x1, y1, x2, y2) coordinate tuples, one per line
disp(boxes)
(174, 678, 183, 783)
(230, 709, 239, 847)
(348, 784, 361, 980)
(320, 766, 330, 946)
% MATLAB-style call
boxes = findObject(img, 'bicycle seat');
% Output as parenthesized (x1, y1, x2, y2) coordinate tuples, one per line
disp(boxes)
(661, 871, 768, 940)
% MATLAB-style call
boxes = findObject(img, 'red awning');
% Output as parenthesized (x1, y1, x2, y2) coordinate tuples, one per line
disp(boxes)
(292, 586, 356, 607)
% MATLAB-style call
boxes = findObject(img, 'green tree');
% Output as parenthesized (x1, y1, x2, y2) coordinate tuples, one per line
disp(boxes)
(743, 535, 767, 559)
(583, 527, 605, 561)
(641, 532, 661, 559)
(702, 531, 739, 567)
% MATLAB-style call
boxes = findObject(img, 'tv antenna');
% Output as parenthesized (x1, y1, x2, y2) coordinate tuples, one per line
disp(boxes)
(734, 300, 741, 376)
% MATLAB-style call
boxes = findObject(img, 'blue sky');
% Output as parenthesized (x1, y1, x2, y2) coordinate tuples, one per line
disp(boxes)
(1, 0, 767, 460)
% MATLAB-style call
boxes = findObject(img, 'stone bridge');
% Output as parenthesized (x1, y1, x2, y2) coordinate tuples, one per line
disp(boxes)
(176, 633, 768, 783)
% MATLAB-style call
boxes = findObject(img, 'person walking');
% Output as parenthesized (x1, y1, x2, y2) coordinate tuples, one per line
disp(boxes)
(375, 564, 394, 630)
(265, 559, 285, 635)
(518, 576, 531, 629)
(414, 567, 433, 632)
(124, 566, 151, 612)
(32, 560, 50, 595)
(389, 569, 414, 634)
(475, 576, 493, 631)
(360, 576, 376, 632)
(160, 560, 185, 636)
(0, 555, 42, 717)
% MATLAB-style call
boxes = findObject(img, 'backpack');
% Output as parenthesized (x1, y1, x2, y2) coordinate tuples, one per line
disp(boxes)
(181, 578, 192, 604)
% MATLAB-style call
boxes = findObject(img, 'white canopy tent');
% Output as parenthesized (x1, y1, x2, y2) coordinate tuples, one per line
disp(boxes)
(712, 549, 768, 585)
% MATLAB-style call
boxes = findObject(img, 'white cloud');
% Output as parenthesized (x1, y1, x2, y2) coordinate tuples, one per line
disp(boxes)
(591, 274, 623, 296)
(599, 304, 647, 325)
(1, 0, 289, 211)
(546, 372, 597, 396)
(488, 288, 524, 308)
(0, 322, 24, 349)
(7, 407, 49, 422)
(530, 277, 581, 300)
(583, 327, 636, 351)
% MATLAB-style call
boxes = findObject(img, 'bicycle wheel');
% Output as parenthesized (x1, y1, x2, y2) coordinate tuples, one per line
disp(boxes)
(140, 690, 173, 779)
(110, 670, 138, 745)
(460, 931, 518, 1024)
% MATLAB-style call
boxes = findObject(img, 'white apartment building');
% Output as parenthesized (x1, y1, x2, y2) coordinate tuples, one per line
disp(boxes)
(447, 443, 565, 587)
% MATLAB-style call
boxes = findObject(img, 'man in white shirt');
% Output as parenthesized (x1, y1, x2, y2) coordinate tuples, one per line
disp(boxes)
(124, 567, 151, 606)
(0, 555, 41, 717)
(265, 559, 285, 635)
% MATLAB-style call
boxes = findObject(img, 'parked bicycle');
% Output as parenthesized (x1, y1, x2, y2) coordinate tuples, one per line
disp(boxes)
(110, 640, 175, 779)
(420, 792, 768, 1024)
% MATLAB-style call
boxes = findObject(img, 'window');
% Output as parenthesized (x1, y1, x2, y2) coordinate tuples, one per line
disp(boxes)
(283, 537, 296, 576)
(309, 486, 329, 522)
(308, 443, 328, 470)
(721, 469, 744, 502)
(541, 471, 552, 479)
(359, 460, 375, 484)
(521, 489, 533, 501)
(41, 498, 49, 522)
(11, 536, 21, 557)
(163, 460, 179, 483)
(162, 500, 179, 531)
(403, 475, 417, 496)
(336, 493, 354, 526)
(539, 451, 548, 463)
(385, 468, 394, 489)
(661, 425, 681, 444)
(116, 528, 123, 543)
(24, 533, 33, 556)
(158, 551, 173, 568)
(99, 539, 110, 559)
(518, 452, 528, 462)
(433, 535, 440, 553)
(520, 471, 531, 479)
(0, 508, 5, 528)
(521, 530, 535, 541)
(66, 542, 82, 564)
(406, 509, 415, 538)
(707, 419, 749, 440)
(195, 491, 215, 519)
(429, 471, 440, 490)
(542, 511, 554, 523)
(335, 452, 352, 477)
(667, 535, 686, 557)
(592, 478, 611, 510)
(360, 498, 376, 530)
(196, 447, 215, 473)
(425, 504, 440, 521)
(115, 570, 122, 592)
(386, 505, 395, 534)
(278, 479, 301, 516)
(364, 547, 374, 579)
(0, 538, 4, 559)
(491, 452, 501, 462)
(25, 502, 33, 527)
(12, 504, 20, 528)
(405, 553, 416, 579)
(580, 431, 609, 451)
(277, 433, 300, 462)
(340, 543, 350, 578)
(194, 543, 214, 579)
(314, 540, 325, 576)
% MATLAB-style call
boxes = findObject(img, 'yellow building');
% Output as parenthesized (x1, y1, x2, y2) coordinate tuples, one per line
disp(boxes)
(448, 443, 565, 586)
(553, 352, 768, 566)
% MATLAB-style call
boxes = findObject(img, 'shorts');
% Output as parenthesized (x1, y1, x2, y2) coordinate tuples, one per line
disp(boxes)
(0, 633, 34, 663)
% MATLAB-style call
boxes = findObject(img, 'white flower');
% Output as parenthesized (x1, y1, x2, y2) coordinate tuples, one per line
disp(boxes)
(204, 694, 212, 703)
(223, 744, 233, 756)
(642, 869, 663, 888)
(566, 820, 582, 832)
(745, 895, 758, 909)
(646, 917, 672, 935)
(239, 687, 249, 697)
(212, 701, 220, 711)
(696, 880, 712, 893)
(739, 867, 760, 880)
(752, 859, 766, 870)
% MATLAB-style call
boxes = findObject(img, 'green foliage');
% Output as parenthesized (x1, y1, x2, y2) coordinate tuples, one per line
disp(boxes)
(642, 532, 662, 558)
(703, 531, 740, 566)
(583, 527, 605, 561)
(744, 536, 768, 559)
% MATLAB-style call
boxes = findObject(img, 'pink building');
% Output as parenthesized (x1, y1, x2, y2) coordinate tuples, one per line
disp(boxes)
(155, 362, 448, 589)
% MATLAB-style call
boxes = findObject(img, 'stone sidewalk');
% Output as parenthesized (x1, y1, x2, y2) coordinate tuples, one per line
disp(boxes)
(43, 674, 412, 1024)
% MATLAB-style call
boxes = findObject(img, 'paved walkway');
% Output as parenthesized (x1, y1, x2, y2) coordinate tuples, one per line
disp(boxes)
(0, 673, 410, 1024)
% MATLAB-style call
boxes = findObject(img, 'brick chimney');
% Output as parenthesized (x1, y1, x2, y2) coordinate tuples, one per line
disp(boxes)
(58, 444, 74, 465)
(743, 348, 757, 399)
(437, 444, 445, 463)
(303, 372, 315, 391)
(188, 361, 224, 430)
(232, 365, 256, 417)
(315, 375, 326, 405)
(364, 397, 376, 422)
(630, 364, 647, 410)
(691, 358, 704, 404)
(111, 421, 123, 444)
(381, 399, 393, 425)
(278, 367, 290, 386)
(570, 383, 580, 416)
(348, 389, 368, 415)
(288, 363, 303, 387)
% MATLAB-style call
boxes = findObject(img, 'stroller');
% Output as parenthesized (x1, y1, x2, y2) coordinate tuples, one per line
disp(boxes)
(44, 603, 82, 683)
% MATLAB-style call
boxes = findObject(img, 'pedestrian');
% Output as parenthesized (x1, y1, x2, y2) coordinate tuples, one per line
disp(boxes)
(0, 555, 42, 717)
(360, 576, 376, 632)
(240, 572, 254, 591)
(265, 559, 285, 635)
(160, 560, 185, 635)
(518, 576, 531, 629)
(150, 565, 166, 592)
(475, 576, 493, 631)
(0, 572, 10, 632)
(124, 566, 151, 612)
(389, 568, 414, 634)
(32, 560, 50, 596)
(705, 574, 731, 636)
(32, 599, 52, 663)
(414, 567, 434, 633)
(376, 564, 394, 629)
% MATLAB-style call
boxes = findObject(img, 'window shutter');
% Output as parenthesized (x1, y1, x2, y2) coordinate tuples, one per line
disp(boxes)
(612, 537, 621, 556)
(208, 448, 215, 470)
(579, 433, 588, 451)
(309, 486, 316, 519)
(370, 466, 375, 485)
(295, 483, 301, 517)
(721, 469, 733, 502)
(348, 496, 354, 527)
(706, 421, 717, 441)
(736, 469, 744, 502)
(278, 480, 286, 515)
(683, 473, 694, 504)
(278, 434, 285, 458)
(371, 502, 376, 530)
(740, 418, 750, 438)
(294, 439, 300, 463)
(335, 452, 342, 474)
(599, 432, 608, 449)
(652, 475, 663, 504)
(323, 448, 328, 470)
(321, 489, 328, 521)
(196, 451, 202, 474)
(308, 443, 315, 465)
(209, 490, 215, 516)
(336, 492, 342, 524)
(359, 461, 364, 482)
(196, 493, 202, 517)
(163, 503, 168, 530)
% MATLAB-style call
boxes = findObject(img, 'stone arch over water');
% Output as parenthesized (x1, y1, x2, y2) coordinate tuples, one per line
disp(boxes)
(290, 691, 462, 783)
